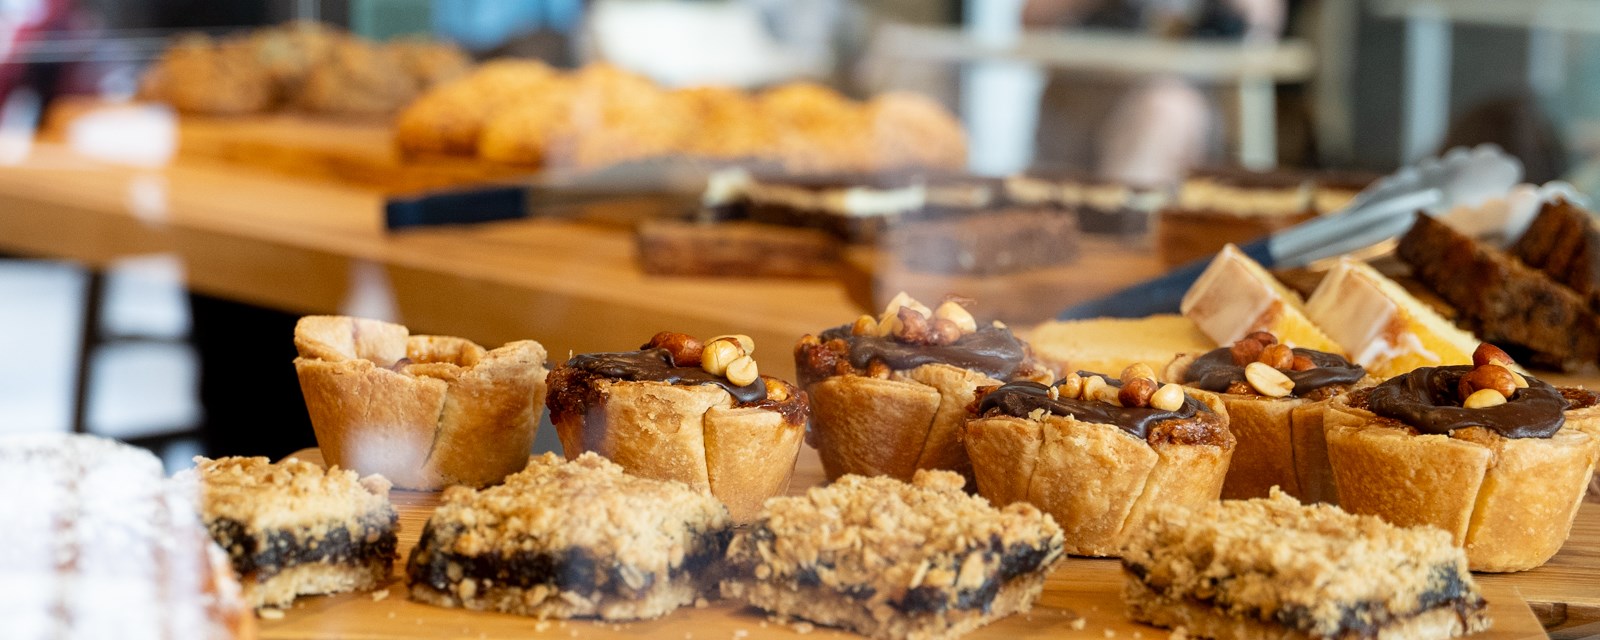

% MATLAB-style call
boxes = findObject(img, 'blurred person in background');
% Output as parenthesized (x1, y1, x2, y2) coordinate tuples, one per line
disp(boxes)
(1024, 0, 1288, 185)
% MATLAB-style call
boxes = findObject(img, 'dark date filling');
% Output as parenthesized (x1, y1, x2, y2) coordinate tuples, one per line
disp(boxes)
(804, 324, 1028, 383)
(973, 376, 1217, 441)
(1367, 365, 1568, 438)
(209, 512, 397, 579)
(736, 528, 1056, 615)
(1183, 347, 1365, 397)
(1123, 562, 1483, 639)
(407, 526, 732, 600)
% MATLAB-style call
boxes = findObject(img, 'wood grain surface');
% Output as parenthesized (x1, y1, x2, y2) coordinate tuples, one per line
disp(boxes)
(259, 448, 1565, 640)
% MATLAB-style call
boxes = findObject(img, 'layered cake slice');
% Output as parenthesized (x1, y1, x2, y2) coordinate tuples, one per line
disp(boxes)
(1123, 489, 1491, 640)
(1305, 257, 1479, 379)
(181, 456, 398, 609)
(1398, 211, 1600, 370)
(721, 470, 1063, 640)
(406, 452, 731, 620)
(1181, 244, 1343, 354)
(0, 434, 252, 639)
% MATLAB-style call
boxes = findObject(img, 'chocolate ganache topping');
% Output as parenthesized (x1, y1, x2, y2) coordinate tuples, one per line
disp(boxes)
(1185, 347, 1364, 396)
(976, 378, 1210, 440)
(817, 324, 1027, 380)
(1367, 365, 1568, 438)
(568, 348, 767, 403)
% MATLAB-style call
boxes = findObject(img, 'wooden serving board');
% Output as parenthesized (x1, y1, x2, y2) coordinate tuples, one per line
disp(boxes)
(258, 447, 1562, 640)
(42, 98, 526, 193)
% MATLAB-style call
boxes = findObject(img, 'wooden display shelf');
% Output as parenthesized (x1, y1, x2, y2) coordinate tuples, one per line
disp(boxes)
(258, 448, 1571, 640)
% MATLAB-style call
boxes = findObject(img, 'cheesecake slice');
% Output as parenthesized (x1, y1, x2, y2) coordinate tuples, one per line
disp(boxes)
(1305, 257, 1479, 379)
(1181, 244, 1343, 353)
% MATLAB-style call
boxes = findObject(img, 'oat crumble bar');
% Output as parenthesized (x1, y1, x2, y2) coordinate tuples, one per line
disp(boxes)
(721, 469, 1064, 640)
(1121, 489, 1490, 640)
(405, 452, 732, 620)
(179, 456, 398, 609)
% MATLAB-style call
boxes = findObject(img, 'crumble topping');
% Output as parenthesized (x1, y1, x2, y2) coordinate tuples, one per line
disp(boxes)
(179, 456, 393, 532)
(1122, 489, 1483, 638)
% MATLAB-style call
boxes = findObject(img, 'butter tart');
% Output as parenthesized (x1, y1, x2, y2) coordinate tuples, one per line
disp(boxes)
(293, 315, 549, 490)
(1170, 330, 1372, 503)
(1324, 343, 1600, 571)
(964, 368, 1234, 556)
(546, 332, 808, 523)
(795, 293, 1054, 482)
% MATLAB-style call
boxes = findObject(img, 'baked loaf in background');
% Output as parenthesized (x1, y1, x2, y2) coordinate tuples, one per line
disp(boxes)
(140, 21, 470, 117)
(0, 433, 254, 640)
(399, 65, 967, 174)
(795, 293, 1055, 482)
(546, 332, 808, 523)
(292, 315, 549, 490)
(964, 368, 1233, 556)
(1324, 344, 1600, 572)
(1511, 197, 1600, 310)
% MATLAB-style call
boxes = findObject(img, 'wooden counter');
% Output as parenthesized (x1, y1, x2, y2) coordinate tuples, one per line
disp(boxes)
(261, 448, 1565, 640)
(0, 145, 861, 380)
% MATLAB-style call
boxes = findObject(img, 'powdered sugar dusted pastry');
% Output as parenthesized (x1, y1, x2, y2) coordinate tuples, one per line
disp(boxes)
(179, 456, 397, 609)
(795, 293, 1054, 481)
(546, 331, 807, 523)
(1123, 489, 1491, 640)
(292, 315, 549, 490)
(721, 470, 1063, 640)
(965, 367, 1234, 557)
(0, 434, 252, 639)
(406, 453, 731, 620)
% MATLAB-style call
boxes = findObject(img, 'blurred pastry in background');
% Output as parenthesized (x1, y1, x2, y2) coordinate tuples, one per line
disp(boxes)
(397, 59, 563, 156)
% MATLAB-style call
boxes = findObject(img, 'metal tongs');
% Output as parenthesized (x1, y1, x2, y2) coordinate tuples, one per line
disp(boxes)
(1056, 145, 1533, 320)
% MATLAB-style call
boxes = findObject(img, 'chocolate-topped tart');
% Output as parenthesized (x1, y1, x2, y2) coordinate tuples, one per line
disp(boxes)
(546, 332, 808, 522)
(1325, 343, 1600, 572)
(1123, 489, 1491, 640)
(721, 469, 1063, 640)
(1168, 330, 1372, 503)
(963, 366, 1235, 556)
(795, 292, 1054, 481)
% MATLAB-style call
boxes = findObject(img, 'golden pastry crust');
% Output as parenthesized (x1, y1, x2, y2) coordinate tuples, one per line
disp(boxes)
(1324, 390, 1600, 571)
(808, 363, 995, 482)
(963, 388, 1234, 556)
(292, 315, 548, 490)
(547, 369, 807, 523)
